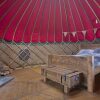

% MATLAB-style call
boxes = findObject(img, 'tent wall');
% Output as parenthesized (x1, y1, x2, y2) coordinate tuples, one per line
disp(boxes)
(0, 42, 80, 68)
(0, 39, 99, 69)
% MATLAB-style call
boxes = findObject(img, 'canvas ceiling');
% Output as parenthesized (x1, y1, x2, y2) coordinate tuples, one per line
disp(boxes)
(0, 0, 100, 43)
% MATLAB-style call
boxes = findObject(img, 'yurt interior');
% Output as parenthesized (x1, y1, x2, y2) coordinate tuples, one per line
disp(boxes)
(0, 0, 100, 100)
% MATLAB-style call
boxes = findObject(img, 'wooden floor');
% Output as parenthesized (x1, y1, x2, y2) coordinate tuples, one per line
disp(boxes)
(0, 66, 100, 100)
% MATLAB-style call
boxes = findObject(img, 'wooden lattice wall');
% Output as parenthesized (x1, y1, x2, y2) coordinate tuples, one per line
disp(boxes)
(0, 42, 80, 69)
(0, 39, 99, 69)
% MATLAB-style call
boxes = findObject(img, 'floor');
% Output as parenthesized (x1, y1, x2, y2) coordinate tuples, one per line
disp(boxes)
(0, 66, 100, 100)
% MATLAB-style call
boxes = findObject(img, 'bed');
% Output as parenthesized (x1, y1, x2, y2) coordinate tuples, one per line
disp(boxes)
(41, 44, 100, 93)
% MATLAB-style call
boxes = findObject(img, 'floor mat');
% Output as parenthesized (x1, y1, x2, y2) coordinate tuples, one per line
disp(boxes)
(0, 76, 14, 86)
